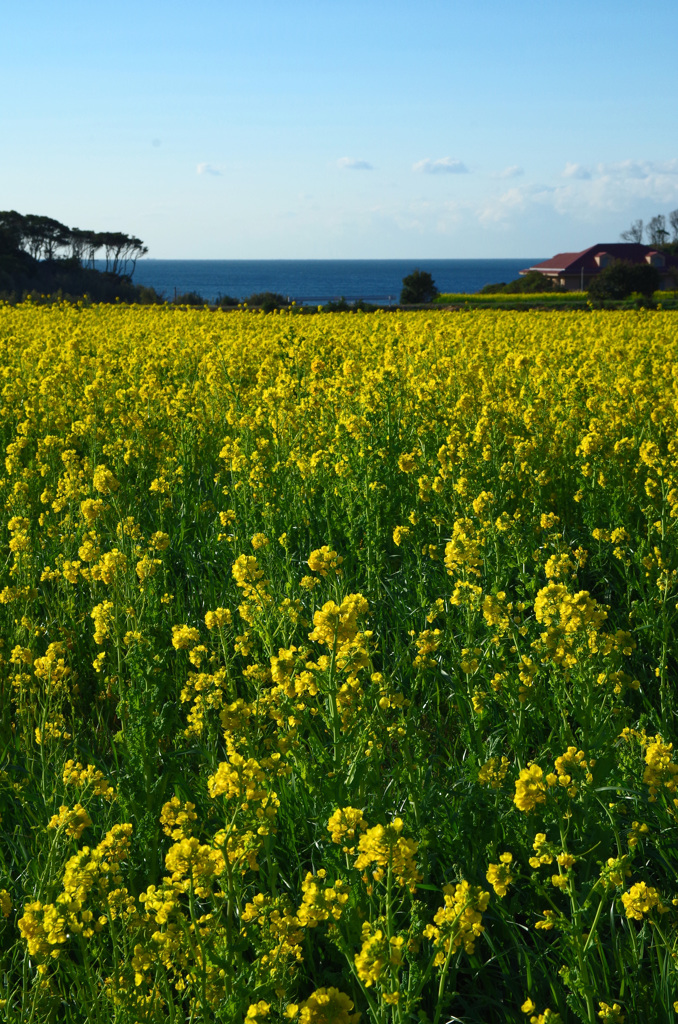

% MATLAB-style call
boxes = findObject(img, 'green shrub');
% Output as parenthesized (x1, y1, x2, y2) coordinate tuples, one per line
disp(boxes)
(400, 269, 438, 304)
(246, 291, 288, 311)
(588, 260, 660, 301)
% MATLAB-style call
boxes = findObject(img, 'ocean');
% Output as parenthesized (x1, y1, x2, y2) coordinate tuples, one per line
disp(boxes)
(123, 259, 540, 305)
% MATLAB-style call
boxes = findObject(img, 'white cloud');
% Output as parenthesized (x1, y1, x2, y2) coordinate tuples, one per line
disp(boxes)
(574, 168, 678, 212)
(563, 162, 592, 180)
(650, 159, 678, 175)
(337, 157, 373, 170)
(413, 157, 469, 175)
(597, 160, 648, 180)
(495, 164, 524, 179)
(474, 160, 678, 231)
(595, 159, 678, 179)
(196, 162, 222, 176)
(477, 184, 555, 225)
(563, 159, 678, 184)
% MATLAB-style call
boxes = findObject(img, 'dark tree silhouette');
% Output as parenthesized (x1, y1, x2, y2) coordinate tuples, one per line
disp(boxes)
(0, 211, 147, 277)
(620, 219, 644, 244)
(588, 260, 660, 300)
(647, 215, 669, 247)
(0, 210, 154, 303)
(400, 269, 439, 304)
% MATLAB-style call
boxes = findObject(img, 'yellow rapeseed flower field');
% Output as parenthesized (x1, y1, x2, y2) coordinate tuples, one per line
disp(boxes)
(1, 301, 678, 1023)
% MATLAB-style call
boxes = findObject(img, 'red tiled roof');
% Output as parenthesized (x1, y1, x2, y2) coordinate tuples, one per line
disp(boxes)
(524, 252, 583, 272)
(521, 243, 677, 276)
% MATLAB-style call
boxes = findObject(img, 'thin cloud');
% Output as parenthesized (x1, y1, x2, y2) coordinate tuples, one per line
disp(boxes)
(563, 159, 678, 183)
(496, 164, 524, 179)
(563, 162, 592, 180)
(197, 162, 222, 176)
(414, 157, 468, 175)
(649, 159, 678, 175)
(477, 184, 553, 225)
(337, 157, 373, 170)
(597, 160, 648, 180)
(595, 159, 678, 179)
(476, 163, 678, 227)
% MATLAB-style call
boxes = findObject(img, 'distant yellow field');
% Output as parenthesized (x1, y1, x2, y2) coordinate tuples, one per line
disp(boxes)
(1, 303, 678, 1023)
(437, 290, 589, 302)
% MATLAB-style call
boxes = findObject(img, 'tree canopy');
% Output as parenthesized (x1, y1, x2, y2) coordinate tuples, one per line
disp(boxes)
(0, 211, 148, 277)
(479, 270, 559, 295)
(400, 269, 439, 305)
(621, 209, 678, 248)
(587, 259, 660, 301)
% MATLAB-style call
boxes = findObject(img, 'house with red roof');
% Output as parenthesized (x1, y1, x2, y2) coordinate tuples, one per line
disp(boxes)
(520, 243, 678, 291)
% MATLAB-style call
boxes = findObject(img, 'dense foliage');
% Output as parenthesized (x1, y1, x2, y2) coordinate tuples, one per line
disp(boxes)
(1, 304, 678, 1023)
(587, 261, 661, 302)
(399, 271, 438, 305)
(478, 271, 559, 295)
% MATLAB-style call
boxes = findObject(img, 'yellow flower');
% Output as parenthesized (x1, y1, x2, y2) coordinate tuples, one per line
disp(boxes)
(424, 880, 490, 960)
(621, 881, 667, 920)
(528, 1011, 561, 1024)
(308, 545, 343, 577)
(599, 855, 632, 889)
(327, 807, 368, 849)
(479, 755, 510, 789)
(627, 821, 649, 848)
(294, 988, 360, 1024)
(354, 819, 421, 891)
(297, 871, 349, 927)
(205, 607, 232, 629)
(171, 624, 201, 649)
(398, 452, 417, 473)
(486, 852, 514, 897)
(159, 797, 197, 840)
(136, 554, 161, 581)
(165, 837, 225, 897)
(47, 804, 92, 840)
(444, 518, 484, 577)
(354, 922, 403, 986)
(308, 595, 369, 648)
(80, 498, 106, 523)
(62, 760, 116, 800)
(92, 464, 119, 495)
(597, 1002, 625, 1023)
(0, 889, 12, 918)
(643, 738, 678, 801)
(246, 1001, 271, 1022)
(514, 764, 547, 812)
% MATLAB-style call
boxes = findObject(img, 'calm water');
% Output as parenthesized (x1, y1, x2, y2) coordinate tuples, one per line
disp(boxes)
(123, 259, 540, 304)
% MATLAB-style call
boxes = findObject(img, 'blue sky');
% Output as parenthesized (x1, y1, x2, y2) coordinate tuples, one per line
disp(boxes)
(2, 0, 678, 258)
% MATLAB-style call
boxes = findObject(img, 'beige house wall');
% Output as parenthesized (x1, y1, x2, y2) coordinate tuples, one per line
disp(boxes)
(558, 275, 585, 291)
